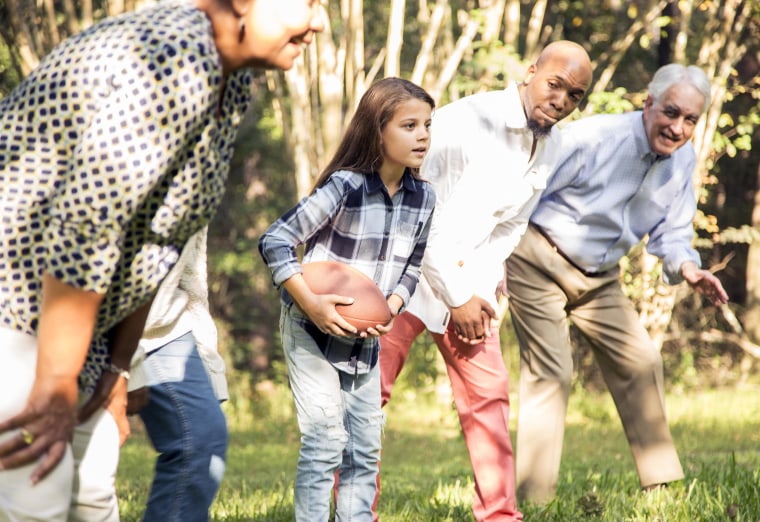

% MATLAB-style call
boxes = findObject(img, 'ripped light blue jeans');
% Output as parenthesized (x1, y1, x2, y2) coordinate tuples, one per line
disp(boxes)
(281, 305, 383, 522)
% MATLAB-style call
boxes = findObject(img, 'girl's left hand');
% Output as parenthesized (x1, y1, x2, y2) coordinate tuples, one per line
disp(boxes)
(363, 297, 401, 337)
(363, 316, 395, 338)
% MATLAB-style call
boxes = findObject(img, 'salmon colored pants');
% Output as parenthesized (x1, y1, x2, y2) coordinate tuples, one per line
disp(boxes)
(378, 312, 522, 522)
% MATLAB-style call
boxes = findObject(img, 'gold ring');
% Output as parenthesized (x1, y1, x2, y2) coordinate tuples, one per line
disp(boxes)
(20, 428, 34, 446)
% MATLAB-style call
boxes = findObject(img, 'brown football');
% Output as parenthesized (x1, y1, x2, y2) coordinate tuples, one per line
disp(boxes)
(301, 260, 392, 333)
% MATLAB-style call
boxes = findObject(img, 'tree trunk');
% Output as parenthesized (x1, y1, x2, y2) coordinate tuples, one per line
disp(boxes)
(524, 0, 547, 60)
(503, 0, 520, 50)
(429, 13, 480, 103)
(81, 0, 94, 28)
(692, 0, 750, 183)
(743, 162, 760, 343)
(316, 6, 346, 168)
(480, 0, 506, 44)
(385, 0, 405, 77)
(6, 0, 39, 74)
(285, 64, 317, 199)
(673, 0, 693, 63)
(106, 0, 126, 16)
(61, 0, 81, 35)
(344, 0, 366, 115)
(411, 0, 447, 86)
(42, 0, 61, 49)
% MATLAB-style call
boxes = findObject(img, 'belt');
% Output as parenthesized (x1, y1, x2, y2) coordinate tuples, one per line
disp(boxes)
(531, 223, 611, 278)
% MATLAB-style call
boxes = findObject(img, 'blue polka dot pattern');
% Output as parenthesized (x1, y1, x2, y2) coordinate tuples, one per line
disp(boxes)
(0, 0, 252, 392)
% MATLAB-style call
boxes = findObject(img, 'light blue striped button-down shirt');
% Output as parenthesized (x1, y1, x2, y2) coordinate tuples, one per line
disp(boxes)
(531, 110, 702, 284)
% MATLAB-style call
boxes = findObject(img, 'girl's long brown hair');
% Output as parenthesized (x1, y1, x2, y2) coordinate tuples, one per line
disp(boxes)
(311, 77, 434, 193)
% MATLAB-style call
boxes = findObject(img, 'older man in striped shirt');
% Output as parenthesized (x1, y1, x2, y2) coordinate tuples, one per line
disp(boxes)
(507, 63, 728, 504)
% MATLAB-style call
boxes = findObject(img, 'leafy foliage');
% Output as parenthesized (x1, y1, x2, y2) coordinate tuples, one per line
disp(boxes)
(0, 0, 757, 388)
(208, 78, 299, 384)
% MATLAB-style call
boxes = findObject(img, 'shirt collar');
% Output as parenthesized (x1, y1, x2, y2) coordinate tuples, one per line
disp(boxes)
(635, 111, 669, 162)
(504, 82, 528, 130)
(400, 168, 419, 192)
(366, 168, 419, 194)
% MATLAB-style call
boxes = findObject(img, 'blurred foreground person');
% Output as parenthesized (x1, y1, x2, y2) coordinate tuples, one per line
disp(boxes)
(0, 1, 324, 520)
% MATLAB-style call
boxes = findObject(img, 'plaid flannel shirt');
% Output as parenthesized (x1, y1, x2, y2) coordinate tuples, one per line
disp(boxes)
(259, 169, 436, 374)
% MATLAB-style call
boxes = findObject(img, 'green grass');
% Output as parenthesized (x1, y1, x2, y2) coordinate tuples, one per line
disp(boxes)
(117, 383, 760, 521)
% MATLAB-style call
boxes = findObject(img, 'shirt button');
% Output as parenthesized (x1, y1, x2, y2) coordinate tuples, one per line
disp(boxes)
(379, 255, 386, 261)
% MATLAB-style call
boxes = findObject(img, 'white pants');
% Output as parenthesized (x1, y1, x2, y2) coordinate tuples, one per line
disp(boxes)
(0, 327, 119, 522)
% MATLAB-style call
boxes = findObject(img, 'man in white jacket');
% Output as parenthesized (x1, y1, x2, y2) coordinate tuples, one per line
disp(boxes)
(378, 41, 593, 522)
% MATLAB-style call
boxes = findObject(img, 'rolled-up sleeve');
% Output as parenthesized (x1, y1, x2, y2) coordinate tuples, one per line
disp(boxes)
(258, 176, 346, 287)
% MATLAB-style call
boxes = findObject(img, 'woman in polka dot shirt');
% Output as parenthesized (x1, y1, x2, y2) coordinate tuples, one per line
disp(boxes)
(0, 1, 323, 520)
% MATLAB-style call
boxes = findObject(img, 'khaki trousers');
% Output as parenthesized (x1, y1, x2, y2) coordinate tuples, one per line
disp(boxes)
(506, 225, 684, 503)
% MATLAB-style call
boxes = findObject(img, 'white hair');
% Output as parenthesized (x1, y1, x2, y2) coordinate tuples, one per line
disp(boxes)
(648, 64, 711, 113)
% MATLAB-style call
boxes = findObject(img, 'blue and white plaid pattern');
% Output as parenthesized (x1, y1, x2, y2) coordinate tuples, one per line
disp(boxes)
(259, 169, 436, 373)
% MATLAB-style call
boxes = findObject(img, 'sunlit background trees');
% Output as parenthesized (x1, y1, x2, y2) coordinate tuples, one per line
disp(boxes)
(1, 0, 758, 400)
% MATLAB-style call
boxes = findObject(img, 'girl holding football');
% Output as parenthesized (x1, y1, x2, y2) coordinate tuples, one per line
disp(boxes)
(259, 77, 436, 521)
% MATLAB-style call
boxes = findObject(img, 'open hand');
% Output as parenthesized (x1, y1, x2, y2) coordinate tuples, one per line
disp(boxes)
(0, 377, 78, 484)
(681, 263, 728, 306)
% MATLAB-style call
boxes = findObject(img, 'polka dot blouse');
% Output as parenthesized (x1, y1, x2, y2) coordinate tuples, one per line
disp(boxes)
(0, 0, 252, 392)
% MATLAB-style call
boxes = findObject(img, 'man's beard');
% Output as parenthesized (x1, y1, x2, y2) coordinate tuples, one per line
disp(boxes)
(527, 118, 552, 138)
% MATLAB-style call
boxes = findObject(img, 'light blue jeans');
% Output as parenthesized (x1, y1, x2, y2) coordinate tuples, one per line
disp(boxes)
(281, 305, 383, 522)
(138, 332, 228, 522)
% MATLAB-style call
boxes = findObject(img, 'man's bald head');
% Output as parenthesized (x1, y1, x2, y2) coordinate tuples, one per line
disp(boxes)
(519, 40, 593, 137)
(535, 41, 592, 71)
